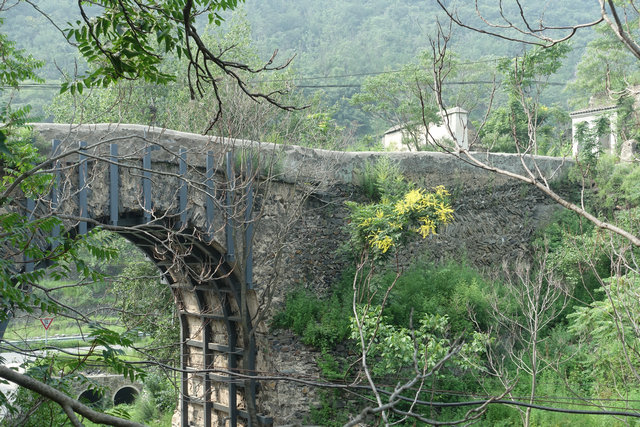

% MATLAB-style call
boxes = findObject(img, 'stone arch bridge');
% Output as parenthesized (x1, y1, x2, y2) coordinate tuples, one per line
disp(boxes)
(6, 123, 570, 425)
(73, 374, 142, 408)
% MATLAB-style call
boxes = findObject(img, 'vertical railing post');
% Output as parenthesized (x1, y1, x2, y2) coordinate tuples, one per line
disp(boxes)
(206, 151, 215, 241)
(244, 158, 253, 290)
(178, 147, 188, 228)
(143, 145, 152, 223)
(110, 144, 119, 226)
(78, 141, 87, 235)
(225, 152, 235, 262)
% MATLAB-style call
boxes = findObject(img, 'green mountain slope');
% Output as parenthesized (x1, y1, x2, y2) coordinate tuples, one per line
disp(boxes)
(3, 0, 601, 126)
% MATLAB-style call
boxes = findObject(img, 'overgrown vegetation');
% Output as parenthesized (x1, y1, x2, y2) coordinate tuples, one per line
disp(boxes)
(270, 153, 640, 425)
(2, 231, 180, 423)
(6, 365, 178, 427)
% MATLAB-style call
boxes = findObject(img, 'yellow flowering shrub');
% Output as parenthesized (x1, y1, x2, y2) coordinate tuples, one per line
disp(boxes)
(346, 185, 454, 258)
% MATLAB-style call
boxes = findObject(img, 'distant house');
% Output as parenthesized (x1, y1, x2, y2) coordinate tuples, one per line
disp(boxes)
(382, 107, 469, 151)
(569, 105, 618, 156)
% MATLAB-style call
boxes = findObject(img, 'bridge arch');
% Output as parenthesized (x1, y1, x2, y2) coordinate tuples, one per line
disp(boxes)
(113, 385, 140, 406)
(8, 125, 272, 426)
(78, 388, 103, 407)
(118, 222, 266, 426)
(76, 218, 266, 426)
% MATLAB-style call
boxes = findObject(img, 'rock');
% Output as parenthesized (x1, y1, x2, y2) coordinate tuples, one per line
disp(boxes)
(620, 139, 638, 162)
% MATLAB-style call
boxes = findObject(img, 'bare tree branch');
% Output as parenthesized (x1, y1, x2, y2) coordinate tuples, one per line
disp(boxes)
(437, 0, 603, 47)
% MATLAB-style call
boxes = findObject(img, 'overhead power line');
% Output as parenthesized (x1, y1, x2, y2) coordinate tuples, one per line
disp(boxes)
(296, 80, 565, 89)
(3, 79, 566, 91)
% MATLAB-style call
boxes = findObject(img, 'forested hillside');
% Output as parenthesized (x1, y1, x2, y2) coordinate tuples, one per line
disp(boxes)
(4, 0, 599, 129)
(245, 0, 598, 100)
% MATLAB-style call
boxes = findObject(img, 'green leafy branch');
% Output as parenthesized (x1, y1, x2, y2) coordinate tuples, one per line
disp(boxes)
(351, 305, 486, 377)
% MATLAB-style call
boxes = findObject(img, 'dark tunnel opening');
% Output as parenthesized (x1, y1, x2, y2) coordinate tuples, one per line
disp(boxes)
(113, 386, 139, 406)
(78, 389, 102, 407)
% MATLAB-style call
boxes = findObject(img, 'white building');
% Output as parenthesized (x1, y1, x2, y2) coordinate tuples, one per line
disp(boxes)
(382, 107, 469, 151)
(569, 105, 617, 156)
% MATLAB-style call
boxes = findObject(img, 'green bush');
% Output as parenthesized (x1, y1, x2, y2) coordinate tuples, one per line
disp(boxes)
(4, 364, 79, 426)
(271, 286, 351, 351)
(357, 156, 411, 201)
(307, 389, 353, 427)
(143, 368, 177, 413)
(272, 260, 492, 348)
(271, 289, 322, 336)
(535, 208, 611, 319)
(301, 293, 350, 350)
(593, 155, 640, 216)
(533, 208, 593, 253)
(132, 395, 157, 422)
(383, 260, 492, 335)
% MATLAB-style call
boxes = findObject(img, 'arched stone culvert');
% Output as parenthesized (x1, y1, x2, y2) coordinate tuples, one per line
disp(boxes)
(113, 385, 140, 406)
(78, 389, 102, 407)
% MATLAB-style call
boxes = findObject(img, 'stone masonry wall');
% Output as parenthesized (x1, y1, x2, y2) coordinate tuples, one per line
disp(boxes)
(241, 147, 569, 424)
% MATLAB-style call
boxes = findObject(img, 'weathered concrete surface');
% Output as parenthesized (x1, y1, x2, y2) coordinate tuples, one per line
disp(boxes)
(28, 123, 574, 424)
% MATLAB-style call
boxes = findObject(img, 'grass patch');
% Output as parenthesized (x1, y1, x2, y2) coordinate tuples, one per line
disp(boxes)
(4, 277, 122, 341)
(272, 260, 493, 351)
(4, 315, 124, 341)
(382, 259, 492, 334)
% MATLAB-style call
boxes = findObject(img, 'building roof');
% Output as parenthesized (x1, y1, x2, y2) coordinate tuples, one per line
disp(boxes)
(382, 108, 469, 135)
(569, 105, 617, 117)
(383, 123, 406, 135)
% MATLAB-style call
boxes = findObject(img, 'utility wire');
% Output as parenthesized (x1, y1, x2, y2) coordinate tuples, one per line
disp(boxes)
(99, 354, 640, 409)
(117, 358, 640, 418)
(0, 55, 565, 91)
(3, 79, 565, 91)
(7, 339, 640, 417)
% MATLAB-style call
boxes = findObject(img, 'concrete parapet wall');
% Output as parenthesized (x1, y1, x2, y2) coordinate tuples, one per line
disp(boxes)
(31, 123, 571, 187)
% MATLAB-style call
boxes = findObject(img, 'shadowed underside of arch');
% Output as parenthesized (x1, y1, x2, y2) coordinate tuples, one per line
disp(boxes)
(120, 222, 270, 426)
(113, 385, 139, 406)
